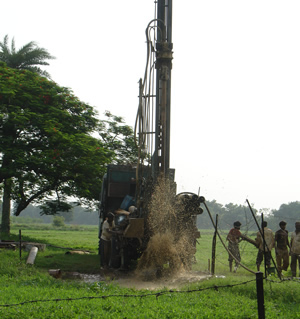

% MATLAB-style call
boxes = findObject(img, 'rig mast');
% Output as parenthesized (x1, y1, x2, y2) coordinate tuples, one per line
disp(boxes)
(136, 0, 173, 182)
(154, 0, 173, 177)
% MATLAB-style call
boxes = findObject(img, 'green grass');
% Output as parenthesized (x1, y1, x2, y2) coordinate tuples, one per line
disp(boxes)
(0, 226, 299, 318)
(6, 225, 100, 273)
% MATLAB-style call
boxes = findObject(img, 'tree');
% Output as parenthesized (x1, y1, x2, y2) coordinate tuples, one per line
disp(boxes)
(0, 63, 113, 233)
(0, 35, 55, 78)
(269, 201, 300, 231)
(223, 203, 251, 229)
(59, 210, 74, 223)
(196, 200, 259, 231)
(52, 216, 65, 227)
(0, 35, 55, 234)
(98, 111, 139, 164)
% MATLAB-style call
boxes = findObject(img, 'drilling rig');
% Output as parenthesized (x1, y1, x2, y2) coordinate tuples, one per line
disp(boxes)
(99, 0, 204, 270)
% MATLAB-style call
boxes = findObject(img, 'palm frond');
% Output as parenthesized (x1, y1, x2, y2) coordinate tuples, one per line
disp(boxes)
(0, 35, 11, 60)
(11, 37, 16, 54)
(0, 35, 55, 78)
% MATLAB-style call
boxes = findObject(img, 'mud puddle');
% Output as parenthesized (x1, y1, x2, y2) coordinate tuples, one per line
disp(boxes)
(57, 270, 211, 290)
(115, 271, 211, 290)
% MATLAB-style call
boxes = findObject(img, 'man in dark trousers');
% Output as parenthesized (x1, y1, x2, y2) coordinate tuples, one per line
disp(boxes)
(256, 221, 275, 271)
(290, 222, 300, 278)
(275, 221, 290, 276)
(100, 212, 115, 269)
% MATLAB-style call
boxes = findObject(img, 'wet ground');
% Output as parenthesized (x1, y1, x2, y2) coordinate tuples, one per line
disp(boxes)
(115, 270, 211, 290)
(59, 269, 211, 290)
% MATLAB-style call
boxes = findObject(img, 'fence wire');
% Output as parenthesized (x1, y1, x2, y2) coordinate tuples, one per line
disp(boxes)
(0, 278, 258, 308)
(1, 275, 299, 308)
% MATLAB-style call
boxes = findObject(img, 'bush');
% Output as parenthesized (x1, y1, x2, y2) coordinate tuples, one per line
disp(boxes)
(11, 216, 42, 224)
(52, 216, 65, 227)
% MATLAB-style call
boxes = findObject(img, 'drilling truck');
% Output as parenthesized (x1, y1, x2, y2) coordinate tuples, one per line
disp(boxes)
(99, 0, 204, 270)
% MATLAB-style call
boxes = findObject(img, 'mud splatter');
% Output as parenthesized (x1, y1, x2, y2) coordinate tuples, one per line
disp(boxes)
(136, 177, 197, 281)
(116, 271, 210, 290)
(137, 232, 183, 280)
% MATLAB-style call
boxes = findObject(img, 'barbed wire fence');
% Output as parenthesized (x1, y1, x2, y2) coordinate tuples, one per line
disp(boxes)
(0, 276, 298, 310)
(0, 278, 261, 308)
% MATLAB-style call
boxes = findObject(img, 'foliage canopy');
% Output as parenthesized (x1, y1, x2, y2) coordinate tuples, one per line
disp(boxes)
(98, 110, 138, 165)
(0, 62, 113, 215)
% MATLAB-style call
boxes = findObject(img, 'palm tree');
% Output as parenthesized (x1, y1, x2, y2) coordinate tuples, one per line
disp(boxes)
(0, 34, 55, 78)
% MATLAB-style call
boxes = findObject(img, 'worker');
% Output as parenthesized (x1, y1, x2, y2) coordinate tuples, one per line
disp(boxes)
(128, 205, 138, 216)
(255, 221, 275, 271)
(115, 205, 137, 229)
(226, 221, 242, 272)
(275, 221, 290, 276)
(100, 212, 115, 269)
(290, 222, 300, 278)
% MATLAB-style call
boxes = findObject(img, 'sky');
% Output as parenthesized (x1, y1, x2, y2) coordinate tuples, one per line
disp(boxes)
(2, 0, 300, 211)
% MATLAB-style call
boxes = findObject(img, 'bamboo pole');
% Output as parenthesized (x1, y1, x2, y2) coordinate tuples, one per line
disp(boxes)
(211, 214, 218, 275)
(19, 229, 22, 260)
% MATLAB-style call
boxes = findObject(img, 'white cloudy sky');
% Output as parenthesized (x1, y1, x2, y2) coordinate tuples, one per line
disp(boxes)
(2, 0, 300, 211)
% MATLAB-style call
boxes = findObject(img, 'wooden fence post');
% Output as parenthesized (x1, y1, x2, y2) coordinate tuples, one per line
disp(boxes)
(19, 229, 22, 260)
(211, 214, 218, 275)
(256, 272, 265, 319)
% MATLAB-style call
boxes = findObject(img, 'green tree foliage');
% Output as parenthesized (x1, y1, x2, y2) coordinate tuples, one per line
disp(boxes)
(0, 63, 113, 225)
(98, 110, 139, 164)
(18, 204, 97, 225)
(268, 201, 300, 231)
(0, 35, 55, 78)
(39, 201, 73, 216)
(0, 35, 56, 233)
(197, 200, 259, 231)
(198, 199, 300, 233)
(273, 201, 300, 219)
(223, 203, 252, 227)
(39, 201, 74, 222)
(11, 203, 52, 223)
(52, 215, 65, 227)
(59, 209, 74, 223)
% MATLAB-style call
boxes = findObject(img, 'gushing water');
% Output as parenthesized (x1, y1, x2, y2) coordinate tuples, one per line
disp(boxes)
(136, 177, 195, 280)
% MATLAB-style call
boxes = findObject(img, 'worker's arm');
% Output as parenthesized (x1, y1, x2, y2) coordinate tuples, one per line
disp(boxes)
(290, 235, 294, 255)
(274, 233, 278, 254)
(271, 232, 275, 249)
(240, 234, 258, 247)
(255, 233, 262, 249)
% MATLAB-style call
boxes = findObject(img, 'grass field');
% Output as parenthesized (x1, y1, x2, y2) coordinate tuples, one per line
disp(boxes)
(0, 224, 299, 318)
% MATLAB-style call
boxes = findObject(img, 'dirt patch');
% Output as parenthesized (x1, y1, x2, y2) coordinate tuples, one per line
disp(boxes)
(80, 273, 106, 283)
(58, 269, 211, 289)
(115, 270, 211, 290)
